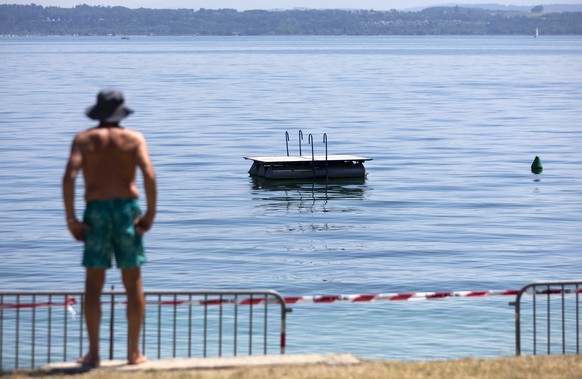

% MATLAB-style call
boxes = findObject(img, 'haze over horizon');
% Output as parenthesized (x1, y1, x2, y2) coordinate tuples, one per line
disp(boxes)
(3, 0, 581, 10)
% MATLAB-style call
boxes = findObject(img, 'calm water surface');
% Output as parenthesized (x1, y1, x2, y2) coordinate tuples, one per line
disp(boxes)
(1, 35, 581, 360)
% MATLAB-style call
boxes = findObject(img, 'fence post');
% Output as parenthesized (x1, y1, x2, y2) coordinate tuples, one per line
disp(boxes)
(109, 286, 115, 360)
(514, 287, 524, 356)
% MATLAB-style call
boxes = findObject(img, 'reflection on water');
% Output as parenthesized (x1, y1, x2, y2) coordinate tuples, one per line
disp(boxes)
(249, 177, 369, 212)
(250, 176, 368, 197)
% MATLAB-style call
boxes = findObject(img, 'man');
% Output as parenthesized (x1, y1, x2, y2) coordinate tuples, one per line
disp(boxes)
(63, 89, 157, 366)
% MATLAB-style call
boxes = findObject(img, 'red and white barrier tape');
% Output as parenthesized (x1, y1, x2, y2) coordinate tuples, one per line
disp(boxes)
(2, 288, 581, 314)
(73, 290, 523, 307)
(282, 290, 520, 304)
(281, 288, 582, 304)
(147, 288, 580, 306)
(0, 296, 77, 318)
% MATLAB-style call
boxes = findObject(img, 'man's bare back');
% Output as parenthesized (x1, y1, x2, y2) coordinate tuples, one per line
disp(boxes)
(76, 125, 143, 201)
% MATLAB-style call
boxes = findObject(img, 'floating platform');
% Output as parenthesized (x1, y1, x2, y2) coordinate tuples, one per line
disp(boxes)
(244, 155, 372, 180)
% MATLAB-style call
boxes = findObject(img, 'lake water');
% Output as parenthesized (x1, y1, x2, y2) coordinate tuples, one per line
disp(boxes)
(1, 35, 581, 361)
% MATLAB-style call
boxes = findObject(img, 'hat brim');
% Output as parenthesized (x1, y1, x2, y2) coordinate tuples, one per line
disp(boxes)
(86, 104, 134, 123)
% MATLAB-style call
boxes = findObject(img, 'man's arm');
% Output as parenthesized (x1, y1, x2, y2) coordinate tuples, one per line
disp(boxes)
(134, 133, 157, 235)
(63, 136, 89, 241)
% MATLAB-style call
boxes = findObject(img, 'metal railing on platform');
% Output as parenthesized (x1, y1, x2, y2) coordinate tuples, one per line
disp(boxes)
(514, 281, 581, 356)
(0, 290, 288, 372)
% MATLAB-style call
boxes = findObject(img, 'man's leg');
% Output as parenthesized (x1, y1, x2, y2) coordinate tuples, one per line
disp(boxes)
(80, 268, 105, 366)
(122, 267, 147, 364)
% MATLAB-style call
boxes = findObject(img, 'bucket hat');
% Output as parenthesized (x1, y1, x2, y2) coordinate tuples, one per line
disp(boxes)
(86, 89, 134, 122)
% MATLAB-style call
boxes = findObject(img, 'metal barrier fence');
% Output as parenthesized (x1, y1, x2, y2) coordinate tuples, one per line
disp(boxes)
(514, 281, 581, 356)
(0, 290, 288, 372)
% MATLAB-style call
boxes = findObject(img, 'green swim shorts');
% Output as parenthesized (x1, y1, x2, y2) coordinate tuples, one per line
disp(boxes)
(82, 198, 146, 269)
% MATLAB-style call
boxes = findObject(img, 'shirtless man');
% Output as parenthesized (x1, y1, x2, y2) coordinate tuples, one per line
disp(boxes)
(63, 89, 157, 366)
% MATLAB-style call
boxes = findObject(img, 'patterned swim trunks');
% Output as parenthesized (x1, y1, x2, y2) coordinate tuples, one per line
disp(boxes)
(82, 198, 146, 269)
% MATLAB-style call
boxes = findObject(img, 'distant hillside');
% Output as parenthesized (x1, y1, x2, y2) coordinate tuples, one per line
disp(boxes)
(1, 4, 581, 36)
(407, 3, 582, 12)
(458, 3, 582, 12)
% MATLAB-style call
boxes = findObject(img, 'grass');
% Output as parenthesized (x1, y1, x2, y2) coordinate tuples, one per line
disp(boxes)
(4, 355, 582, 379)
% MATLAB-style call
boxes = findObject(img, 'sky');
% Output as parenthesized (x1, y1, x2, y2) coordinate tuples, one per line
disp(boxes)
(4, 1, 582, 11)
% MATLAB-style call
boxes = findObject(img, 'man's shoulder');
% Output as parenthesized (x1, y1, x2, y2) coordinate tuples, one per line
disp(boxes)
(73, 127, 97, 142)
(116, 128, 146, 146)
(75, 126, 144, 139)
(119, 127, 145, 138)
